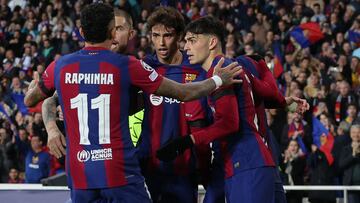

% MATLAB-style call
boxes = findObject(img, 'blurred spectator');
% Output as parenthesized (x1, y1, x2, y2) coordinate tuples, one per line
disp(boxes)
(308, 143, 336, 203)
(136, 36, 152, 55)
(280, 139, 306, 203)
(0, 127, 12, 182)
(7, 167, 23, 183)
(25, 135, 50, 183)
(243, 31, 263, 55)
(281, 112, 312, 152)
(339, 124, 360, 203)
(311, 3, 326, 23)
(332, 120, 352, 182)
(250, 12, 270, 47)
(40, 39, 56, 67)
(32, 112, 47, 144)
(351, 50, 360, 91)
(56, 31, 76, 55)
(329, 80, 358, 124)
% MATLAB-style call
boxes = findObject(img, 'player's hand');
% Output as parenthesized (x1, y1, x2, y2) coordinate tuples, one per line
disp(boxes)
(47, 126, 66, 158)
(213, 58, 243, 86)
(28, 71, 40, 90)
(156, 135, 194, 162)
(285, 96, 310, 114)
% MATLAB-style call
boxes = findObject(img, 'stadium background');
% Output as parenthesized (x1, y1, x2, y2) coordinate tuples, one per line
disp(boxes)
(0, 0, 359, 202)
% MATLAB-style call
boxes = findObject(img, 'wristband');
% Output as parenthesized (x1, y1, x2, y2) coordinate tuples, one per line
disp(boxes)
(211, 75, 223, 88)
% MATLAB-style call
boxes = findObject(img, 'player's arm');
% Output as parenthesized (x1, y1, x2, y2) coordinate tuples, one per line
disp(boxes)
(184, 100, 212, 187)
(252, 72, 309, 113)
(244, 58, 286, 106)
(190, 88, 239, 144)
(156, 87, 239, 161)
(189, 122, 212, 188)
(24, 61, 56, 107)
(24, 72, 49, 107)
(155, 58, 242, 102)
(247, 57, 310, 113)
(42, 92, 66, 158)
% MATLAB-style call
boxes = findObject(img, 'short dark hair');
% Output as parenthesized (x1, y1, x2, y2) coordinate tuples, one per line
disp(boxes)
(147, 6, 185, 36)
(185, 16, 225, 46)
(114, 8, 133, 29)
(80, 3, 114, 43)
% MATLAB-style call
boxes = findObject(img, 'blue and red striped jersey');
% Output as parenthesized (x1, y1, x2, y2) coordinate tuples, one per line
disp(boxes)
(191, 56, 275, 178)
(137, 52, 210, 176)
(39, 46, 163, 189)
(235, 55, 287, 165)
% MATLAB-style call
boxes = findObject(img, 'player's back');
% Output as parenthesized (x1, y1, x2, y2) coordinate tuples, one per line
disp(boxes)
(236, 55, 280, 155)
(235, 55, 268, 136)
(53, 47, 143, 189)
(209, 56, 274, 178)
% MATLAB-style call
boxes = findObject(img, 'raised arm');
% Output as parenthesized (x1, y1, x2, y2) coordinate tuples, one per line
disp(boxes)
(245, 56, 309, 113)
(25, 61, 56, 107)
(24, 72, 50, 107)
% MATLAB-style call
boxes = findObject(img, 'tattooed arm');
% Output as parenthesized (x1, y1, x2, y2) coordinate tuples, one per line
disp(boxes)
(155, 77, 217, 102)
(42, 92, 66, 158)
(24, 71, 50, 107)
(155, 58, 242, 101)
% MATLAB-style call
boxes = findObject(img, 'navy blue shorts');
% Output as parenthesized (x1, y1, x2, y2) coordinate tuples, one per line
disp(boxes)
(203, 160, 225, 203)
(225, 167, 276, 203)
(144, 172, 197, 203)
(70, 181, 151, 203)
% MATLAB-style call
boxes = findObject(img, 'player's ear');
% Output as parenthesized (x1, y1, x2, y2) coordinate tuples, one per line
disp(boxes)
(208, 36, 218, 50)
(110, 27, 116, 40)
(128, 29, 136, 40)
(107, 19, 116, 40)
(79, 27, 85, 41)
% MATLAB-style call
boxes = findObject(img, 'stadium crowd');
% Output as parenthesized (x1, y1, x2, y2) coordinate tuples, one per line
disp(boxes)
(0, 0, 359, 202)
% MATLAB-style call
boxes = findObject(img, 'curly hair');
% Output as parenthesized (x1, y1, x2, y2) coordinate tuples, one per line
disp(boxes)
(147, 6, 185, 37)
(80, 3, 114, 43)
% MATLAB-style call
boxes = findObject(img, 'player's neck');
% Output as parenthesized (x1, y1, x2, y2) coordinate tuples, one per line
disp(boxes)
(202, 48, 223, 72)
(84, 40, 112, 50)
(158, 50, 182, 65)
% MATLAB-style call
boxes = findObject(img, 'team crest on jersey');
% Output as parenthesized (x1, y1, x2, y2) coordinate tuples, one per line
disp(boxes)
(185, 73, 197, 83)
(32, 155, 39, 164)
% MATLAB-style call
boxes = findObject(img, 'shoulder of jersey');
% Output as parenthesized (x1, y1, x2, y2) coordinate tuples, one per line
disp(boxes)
(143, 54, 162, 68)
(55, 51, 79, 64)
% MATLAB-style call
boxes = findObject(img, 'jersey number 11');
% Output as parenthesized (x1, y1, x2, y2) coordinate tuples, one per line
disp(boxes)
(70, 93, 110, 145)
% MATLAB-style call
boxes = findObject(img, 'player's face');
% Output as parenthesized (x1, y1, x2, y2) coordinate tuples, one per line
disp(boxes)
(184, 32, 210, 65)
(151, 24, 180, 62)
(112, 16, 132, 54)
